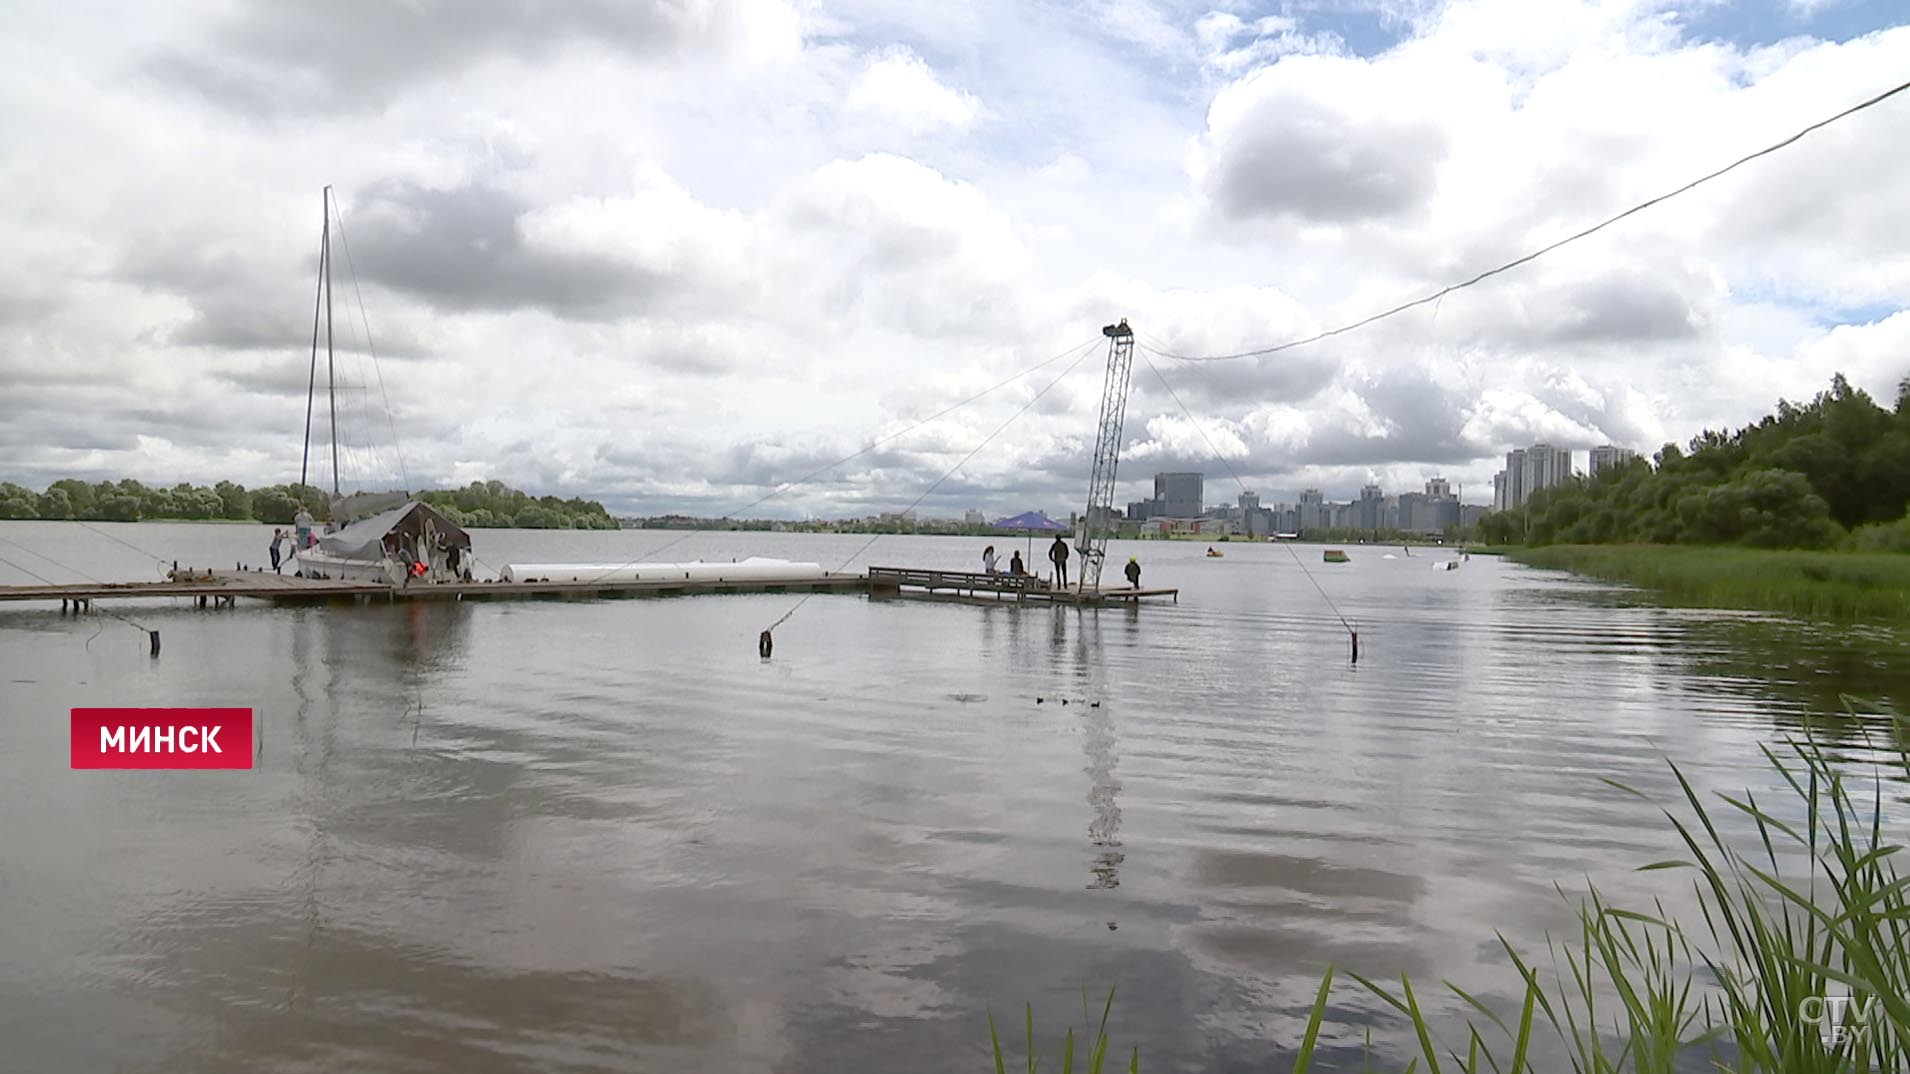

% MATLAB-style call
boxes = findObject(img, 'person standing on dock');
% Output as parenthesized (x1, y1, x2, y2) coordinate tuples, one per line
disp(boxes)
(269, 529, 286, 573)
(1124, 556, 1141, 589)
(982, 545, 998, 574)
(1049, 535, 1070, 589)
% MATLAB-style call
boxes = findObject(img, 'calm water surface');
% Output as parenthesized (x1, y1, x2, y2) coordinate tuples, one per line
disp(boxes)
(1, 522, 1905, 1072)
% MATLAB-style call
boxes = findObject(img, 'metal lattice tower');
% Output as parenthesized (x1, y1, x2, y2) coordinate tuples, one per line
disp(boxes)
(1075, 319, 1135, 590)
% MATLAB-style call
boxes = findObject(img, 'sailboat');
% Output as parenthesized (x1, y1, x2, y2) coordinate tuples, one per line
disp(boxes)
(291, 186, 473, 585)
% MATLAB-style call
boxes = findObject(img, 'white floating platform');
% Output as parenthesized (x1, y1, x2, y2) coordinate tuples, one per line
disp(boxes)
(497, 557, 832, 584)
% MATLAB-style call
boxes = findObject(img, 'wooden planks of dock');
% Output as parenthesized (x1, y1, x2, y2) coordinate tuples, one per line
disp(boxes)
(0, 566, 1176, 609)
(865, 566, 1177, 604)
(0, 569, 870, 607)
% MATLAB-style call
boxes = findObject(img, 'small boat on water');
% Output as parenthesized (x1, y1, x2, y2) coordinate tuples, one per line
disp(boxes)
(1205, 547, 1224, 558)
(1323, 549, 1350, 563)
(498, 557, 829, 584)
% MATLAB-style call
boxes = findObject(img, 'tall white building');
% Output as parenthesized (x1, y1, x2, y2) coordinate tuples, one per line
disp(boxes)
(1589, 445, 1638, 476)
(1493, 444, 1574, 509)
(1298, 488, 1325, 531)
(1523, 444, 1573, 497)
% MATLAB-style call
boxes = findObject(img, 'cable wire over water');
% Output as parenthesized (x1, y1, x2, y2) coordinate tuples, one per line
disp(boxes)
(1146, 77, 1910, 363)
(1134, 348, 1356, 639)
(0, 536, 159, 648)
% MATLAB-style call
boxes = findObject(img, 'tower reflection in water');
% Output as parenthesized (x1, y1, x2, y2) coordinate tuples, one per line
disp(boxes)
(1053, 606, 1124, 890)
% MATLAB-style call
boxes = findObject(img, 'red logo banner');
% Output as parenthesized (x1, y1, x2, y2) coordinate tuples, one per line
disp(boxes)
(70, 708, 254, 769)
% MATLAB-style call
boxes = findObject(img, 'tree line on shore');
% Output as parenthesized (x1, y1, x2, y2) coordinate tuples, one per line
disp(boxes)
(0, 478, 617, 530)
(1476, 373, 1910, 551)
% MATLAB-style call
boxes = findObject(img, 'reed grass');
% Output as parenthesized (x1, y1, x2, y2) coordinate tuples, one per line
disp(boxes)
(1508, 544, 1910, 624)
(987, 986, 1138, 1074)
(993, 706, 1910, 1072)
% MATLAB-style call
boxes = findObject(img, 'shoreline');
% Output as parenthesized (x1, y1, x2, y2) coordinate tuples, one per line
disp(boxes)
(1502, 543, 1910, 625)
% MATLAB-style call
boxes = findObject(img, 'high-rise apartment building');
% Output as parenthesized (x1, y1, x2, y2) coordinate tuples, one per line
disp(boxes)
(1358, 484, 1383, 530)
(1589, 444, 1638, 476)
(1523, 444, 1573, 496)
(1493, 445, 1574, 510)
(1154, 472, 1203, 519)
(1298, 488, 1325, 531)
(1238, 491, 1265, 537)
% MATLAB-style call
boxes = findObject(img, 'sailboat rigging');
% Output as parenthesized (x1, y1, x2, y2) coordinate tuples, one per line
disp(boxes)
(293, 186, 472, 585)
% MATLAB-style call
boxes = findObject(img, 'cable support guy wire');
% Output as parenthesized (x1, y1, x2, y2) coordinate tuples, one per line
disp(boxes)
(1148, 76, 1910, 363)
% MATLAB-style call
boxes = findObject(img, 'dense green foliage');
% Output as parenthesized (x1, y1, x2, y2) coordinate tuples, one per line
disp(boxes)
(0, 478, 332, 524)
(1477, 374, 1910, 550)
(417, 481, 617, 529)
(0, 478, 616, 529)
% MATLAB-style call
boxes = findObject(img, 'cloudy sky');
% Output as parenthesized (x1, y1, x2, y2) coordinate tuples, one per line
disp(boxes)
(3, 0, 1907, 518)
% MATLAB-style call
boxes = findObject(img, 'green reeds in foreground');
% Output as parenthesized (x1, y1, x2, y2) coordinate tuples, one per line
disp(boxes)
(987, 986, 1138, 1074)
(1304, 705, 1909, 1073)
(995, 705, 1910, 1072)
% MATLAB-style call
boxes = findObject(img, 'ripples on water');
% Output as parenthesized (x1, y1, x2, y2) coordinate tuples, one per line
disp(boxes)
(1, 523, 1905, 1072)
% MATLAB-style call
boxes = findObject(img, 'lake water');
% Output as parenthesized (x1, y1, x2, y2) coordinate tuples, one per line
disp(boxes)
(1, 521, 1904, 1072)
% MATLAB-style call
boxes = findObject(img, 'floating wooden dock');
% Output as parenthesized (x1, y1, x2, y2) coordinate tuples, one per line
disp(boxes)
(0, 569, 867, 609)
(0, 564, 1176, 610)
(866, 567, 1177, 604)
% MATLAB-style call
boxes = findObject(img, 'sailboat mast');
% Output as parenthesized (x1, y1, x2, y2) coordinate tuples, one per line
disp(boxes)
(300, 190, 325, 492)
(323, 185, 339, 500)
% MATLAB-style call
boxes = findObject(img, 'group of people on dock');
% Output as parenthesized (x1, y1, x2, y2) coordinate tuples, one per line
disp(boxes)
(266, 506, 322, 573)
(980, 536, 1142, 590)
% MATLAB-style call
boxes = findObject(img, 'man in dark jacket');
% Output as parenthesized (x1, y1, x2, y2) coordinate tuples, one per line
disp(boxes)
(1049, 535, 1070, 588)
(1124, 556, 1141, 589)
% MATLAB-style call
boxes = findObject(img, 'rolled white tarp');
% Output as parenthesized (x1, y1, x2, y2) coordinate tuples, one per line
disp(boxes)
(498, 557, 832, 584)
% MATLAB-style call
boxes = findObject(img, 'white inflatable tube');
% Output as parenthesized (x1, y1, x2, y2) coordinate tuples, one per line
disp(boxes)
(498, 557, 831, 583)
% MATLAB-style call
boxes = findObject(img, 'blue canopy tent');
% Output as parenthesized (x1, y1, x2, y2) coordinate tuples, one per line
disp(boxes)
(991, 510, 1068, 579)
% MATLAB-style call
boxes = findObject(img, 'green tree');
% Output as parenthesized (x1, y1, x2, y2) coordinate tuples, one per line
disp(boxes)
(1675, 469, 1841, 548)
(249, 487, 299, 524)
(0, 483, 40, 519)
(213, 480, 251, 519)
(36, 487, 74, 520)
(98, 495, 141, 522)
(49, 479, 96, 517)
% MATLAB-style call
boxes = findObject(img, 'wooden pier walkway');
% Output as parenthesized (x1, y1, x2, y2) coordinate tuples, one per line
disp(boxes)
(866, 566, 1177, 604)
(0, 569, 868, 608)
(0, 565, 1177, 610)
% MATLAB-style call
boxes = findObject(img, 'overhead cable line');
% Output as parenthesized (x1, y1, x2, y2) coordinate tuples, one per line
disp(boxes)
(759, 339, 1104, 649)
(1135, 348, 1355, 640)
(0, 536, 159, 647)
(576, 336, 1103, 583)
(1150, 76, 1910, 363)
